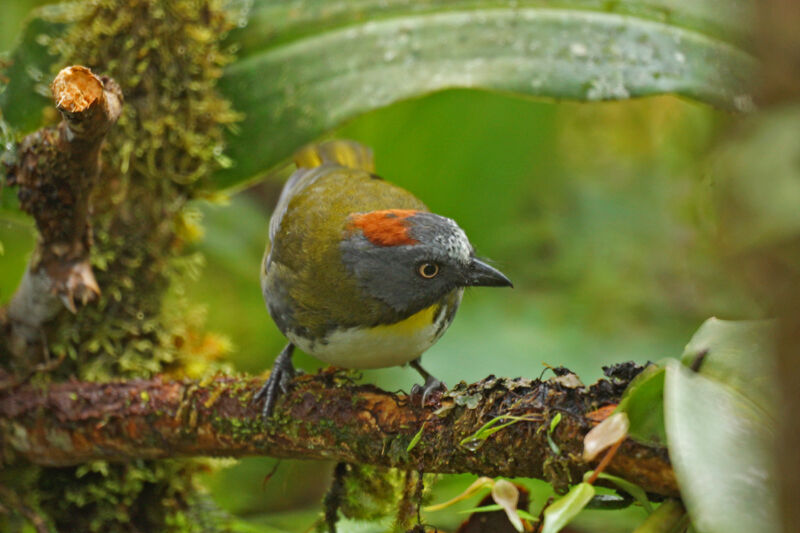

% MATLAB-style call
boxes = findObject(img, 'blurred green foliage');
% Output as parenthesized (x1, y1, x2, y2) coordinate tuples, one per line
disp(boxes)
(1, 3, 760, 532)
(189, 90, 755, 531)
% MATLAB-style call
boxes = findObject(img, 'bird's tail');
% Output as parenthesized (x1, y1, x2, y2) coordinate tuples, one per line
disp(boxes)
(293, 140, 375, 172)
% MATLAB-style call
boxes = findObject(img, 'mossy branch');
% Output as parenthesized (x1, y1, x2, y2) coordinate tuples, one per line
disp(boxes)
(3, 65, 122, 359)
(0, 367, 678, 497)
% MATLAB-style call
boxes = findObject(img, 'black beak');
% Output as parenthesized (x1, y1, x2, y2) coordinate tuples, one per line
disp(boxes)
(466, 258, 513, 288)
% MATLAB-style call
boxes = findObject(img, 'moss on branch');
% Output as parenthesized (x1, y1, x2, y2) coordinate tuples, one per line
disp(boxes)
(0, 366, 678, 498)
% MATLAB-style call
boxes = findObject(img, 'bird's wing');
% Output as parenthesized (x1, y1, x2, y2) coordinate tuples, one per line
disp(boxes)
(267, 140, 376, 256)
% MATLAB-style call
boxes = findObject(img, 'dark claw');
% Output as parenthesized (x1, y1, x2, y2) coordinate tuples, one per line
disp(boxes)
(410, 375, 447, 407)
(408, 357, 446, 407)
(254, 344, 295, 419)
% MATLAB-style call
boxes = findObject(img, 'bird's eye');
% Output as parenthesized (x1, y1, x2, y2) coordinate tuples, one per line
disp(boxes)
(417, 262, 439, 279)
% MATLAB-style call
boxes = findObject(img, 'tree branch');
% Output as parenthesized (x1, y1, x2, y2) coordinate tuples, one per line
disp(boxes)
(0, 366, 677, 497)
(3, 66, 122, 359)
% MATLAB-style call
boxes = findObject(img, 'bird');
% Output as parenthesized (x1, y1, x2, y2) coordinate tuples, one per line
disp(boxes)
(256, 140, 513, 418)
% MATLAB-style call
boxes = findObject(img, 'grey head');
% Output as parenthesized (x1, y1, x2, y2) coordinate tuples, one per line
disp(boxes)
(340, 209, 512, 319)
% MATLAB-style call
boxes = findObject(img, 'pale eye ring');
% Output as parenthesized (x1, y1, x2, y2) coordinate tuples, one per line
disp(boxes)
(417, 262, 439, 279)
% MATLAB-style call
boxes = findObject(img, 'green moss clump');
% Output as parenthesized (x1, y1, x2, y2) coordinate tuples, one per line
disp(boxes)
(4, 1, 241, 531)
(339, 465, 405, 522)
(44, 0, 240, 381)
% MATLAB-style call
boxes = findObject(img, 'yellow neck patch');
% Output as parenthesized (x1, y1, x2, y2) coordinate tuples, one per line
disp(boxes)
(371, 304, 438, 336)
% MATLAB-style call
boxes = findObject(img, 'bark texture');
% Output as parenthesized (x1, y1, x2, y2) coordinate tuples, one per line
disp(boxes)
(0, 366, 678, 498)
(3, 66, 122, 359)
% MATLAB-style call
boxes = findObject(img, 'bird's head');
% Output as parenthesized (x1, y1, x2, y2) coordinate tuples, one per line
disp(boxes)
(340, 209, 512, 317)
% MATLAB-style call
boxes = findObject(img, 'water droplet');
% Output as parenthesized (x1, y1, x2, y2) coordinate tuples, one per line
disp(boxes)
(586, 74, 630, 101)
(733, 94, 756, 113)
(674, 51, 686, 64)
(570, 42, 588, 57)
(461, 439, 484, 452)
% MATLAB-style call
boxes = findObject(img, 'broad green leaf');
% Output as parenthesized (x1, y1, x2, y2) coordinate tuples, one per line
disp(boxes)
(664, 360, 779, 533)
(681, 318, 777, 416)
(615, 364, 667, 446)
(541, 483, 595, 533)
(2, 1, 756, 191)
(215, 0, 756, 189)
(0, 4, 73, 133)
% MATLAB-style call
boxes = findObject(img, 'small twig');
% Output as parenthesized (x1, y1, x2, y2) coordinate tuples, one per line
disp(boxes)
(586, 439, 624, 486)
(324, 462, 348, 533)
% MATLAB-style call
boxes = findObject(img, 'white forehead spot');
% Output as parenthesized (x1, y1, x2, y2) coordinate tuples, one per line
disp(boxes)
(433, 218, 472, 262)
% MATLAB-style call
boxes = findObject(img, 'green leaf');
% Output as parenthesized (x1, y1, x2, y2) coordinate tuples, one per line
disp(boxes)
(458, 503, 503, 514)
(632, 500, 687, 533)
(615, 364, 666, 446)
(681, 317, 777, 415)
(549, 412, 562, 434)
(406, 422, 425, 452)
(460, 417, 520, 448)
(547, 412, 562, 454)
(541, 483, 595, 533)
(459, 414, 538, 448)
(664, 360, 780, 533)
(215, 0, 756, 189)
(3, 2, 755, 191)
(585, 471, 653, 514)
(0, 4, 74, 133)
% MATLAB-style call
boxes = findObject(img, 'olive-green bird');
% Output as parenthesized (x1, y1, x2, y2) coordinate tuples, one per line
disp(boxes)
(256, 140, 512, 417)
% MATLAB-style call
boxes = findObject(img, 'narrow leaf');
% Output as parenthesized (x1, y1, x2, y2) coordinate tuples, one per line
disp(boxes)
(406, 422, 425, 452)
(459, 414, 538, 448)
(424, 477, 494, 512)
(540, 483, 595, 533)
(458, 504, 503, 514)
(547, 412, 562, 455)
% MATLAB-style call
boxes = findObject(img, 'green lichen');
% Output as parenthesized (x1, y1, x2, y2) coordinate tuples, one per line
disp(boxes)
(340, 465, 406, 522)
(3, 1, 241, 531)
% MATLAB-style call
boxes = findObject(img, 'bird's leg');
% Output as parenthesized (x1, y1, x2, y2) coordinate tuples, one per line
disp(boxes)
(409, 357, 446, 406)
(254, 343, 296, 419)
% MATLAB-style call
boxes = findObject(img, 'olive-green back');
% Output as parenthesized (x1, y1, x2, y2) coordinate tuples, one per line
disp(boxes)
(265, 141, 427, 336)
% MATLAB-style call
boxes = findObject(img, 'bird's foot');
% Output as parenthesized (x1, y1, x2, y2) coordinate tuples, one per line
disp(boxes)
(410, 375, 447, 407)
(253, 344, 295, 420)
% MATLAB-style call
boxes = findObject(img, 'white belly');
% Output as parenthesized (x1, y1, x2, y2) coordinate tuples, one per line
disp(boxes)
(288, 292, 461, 369)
